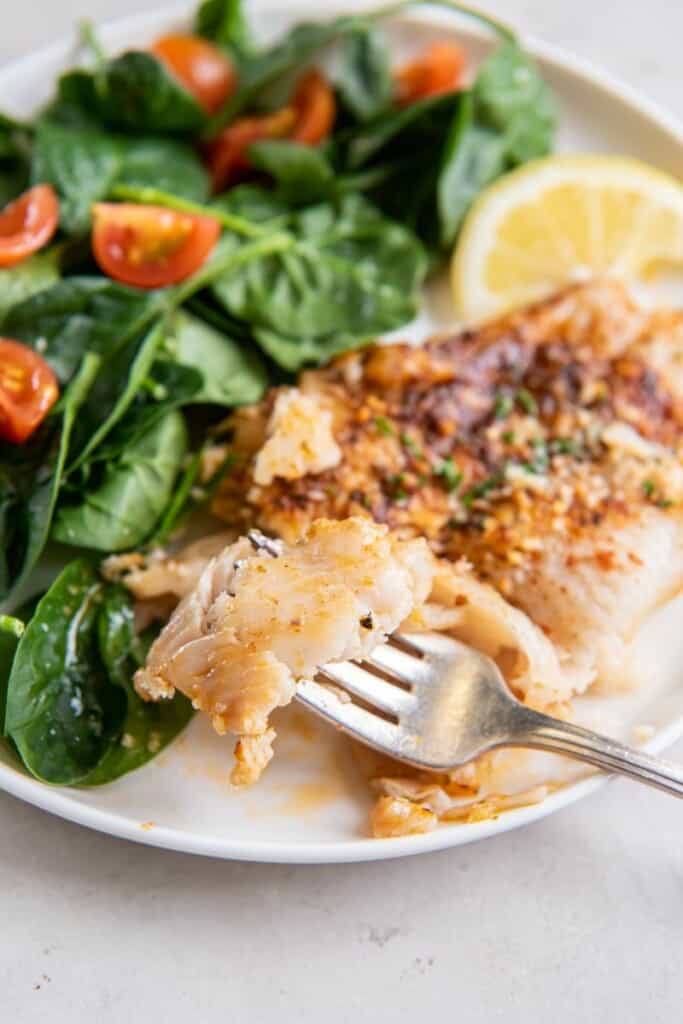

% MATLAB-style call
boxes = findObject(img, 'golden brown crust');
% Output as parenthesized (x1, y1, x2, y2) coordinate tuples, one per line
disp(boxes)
(213, 280, 683, 596)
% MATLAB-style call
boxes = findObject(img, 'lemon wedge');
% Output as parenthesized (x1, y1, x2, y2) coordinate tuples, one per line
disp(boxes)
(451, 155, 683, 322)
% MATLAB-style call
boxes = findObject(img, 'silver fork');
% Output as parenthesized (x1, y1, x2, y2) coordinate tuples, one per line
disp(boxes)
(247, 531, 683, 797)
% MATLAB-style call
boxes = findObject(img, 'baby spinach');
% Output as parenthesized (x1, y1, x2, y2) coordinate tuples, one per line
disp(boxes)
(168, 309, 268, 405)
(434, 40, 555, 244)
(32, 123, 209, 235)
(79, 585, 192, 785)
(3, 277, 161, 384)
(196, 0, 254, 60)
(211, 191, 427, 367)
(0, 113, 31, 206)
(52, 409, 188, 552)
(0, 248, 61, 323)
(247, 140, 335, 204)
(103, 52, 207, 135)
(336, 25, 393, 123)
(4, 560, 126, 784)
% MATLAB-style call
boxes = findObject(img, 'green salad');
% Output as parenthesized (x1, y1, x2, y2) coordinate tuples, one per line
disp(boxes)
(0, 0, 555, 786)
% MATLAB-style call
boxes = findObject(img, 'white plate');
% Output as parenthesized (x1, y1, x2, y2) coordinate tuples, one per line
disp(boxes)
(2, 1, 683, 864)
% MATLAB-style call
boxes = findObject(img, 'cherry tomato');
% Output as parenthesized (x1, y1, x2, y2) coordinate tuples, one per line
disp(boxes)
(0, 184, 60, 269)
(204, 108, 296, 192)
(290, 68, 336, 144)
(150, 33, 237, 114)
(204, 68, 336, 192)
(0, 338, 59, 444)
(91, 202, 220, 289)
(395, 42, 466, 106)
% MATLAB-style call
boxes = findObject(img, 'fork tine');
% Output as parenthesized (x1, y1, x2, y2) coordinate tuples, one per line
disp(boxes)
(296, 678, 401, 752)
(362, 642, 425, 686)
(318, 660, 413, 717)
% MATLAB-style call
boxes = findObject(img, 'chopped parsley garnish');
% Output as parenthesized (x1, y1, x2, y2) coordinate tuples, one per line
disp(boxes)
(516, 388, 538, 416)
(493, 393, 513, 419)
(400, 432, 422, 457)
(462, 473, 502, 507)
(374, 415, 395, 436)
(642, 479, 655, 498)
(550, 437, 578, 455)
(502, 430, 516, 445)
(436, 457, 463, 492)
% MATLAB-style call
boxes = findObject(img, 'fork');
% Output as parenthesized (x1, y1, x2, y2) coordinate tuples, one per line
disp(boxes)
(247, 530, 683, 797)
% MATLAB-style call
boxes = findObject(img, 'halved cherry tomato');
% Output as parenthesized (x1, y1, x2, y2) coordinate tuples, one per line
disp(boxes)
(395, 42, 466, 106)
(204, 68, 336, 192)
(91, 203, 221, 289)
(290, 68, 336, 144)
(204, 108, 297, 192)
(150, 34, 237, 114)
(0, 338, 59, 444)
(0, 184, 60, 269)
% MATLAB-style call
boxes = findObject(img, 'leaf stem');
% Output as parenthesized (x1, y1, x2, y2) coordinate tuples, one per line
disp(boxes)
(0, 616, 24, 639)
(110, 185, 270, 240)
(78, 19, 109, 67)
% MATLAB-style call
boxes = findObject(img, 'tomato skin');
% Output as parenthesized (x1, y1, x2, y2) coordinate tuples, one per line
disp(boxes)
(0, 338, 59, 444)
(204, 68, 335, 192)
(0, 184, 60, 269)
(290, 68, 336, 144)
(91, 202, 220, 289)
(204, 108, 296, 192)
(396, 42, 466, 106)
(150, 34, 237, 113)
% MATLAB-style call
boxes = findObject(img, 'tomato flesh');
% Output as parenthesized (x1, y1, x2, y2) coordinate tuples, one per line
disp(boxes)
(91, 202, 220, 289)
(151, 34, 237, 114)
(0, 338, 59, 444)
(290, 68, 336, 144)
(204, 68, 336, 192)
(396, 42, 466, 105)
(204, 108, 296, 192)
(0, 184, 60, 269)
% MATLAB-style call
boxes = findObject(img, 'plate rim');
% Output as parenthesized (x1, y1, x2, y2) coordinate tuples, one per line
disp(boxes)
(1, 0, 683, 864)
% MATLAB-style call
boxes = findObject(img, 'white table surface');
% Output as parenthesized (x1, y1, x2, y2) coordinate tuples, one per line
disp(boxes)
(2, 2, 683, 1021)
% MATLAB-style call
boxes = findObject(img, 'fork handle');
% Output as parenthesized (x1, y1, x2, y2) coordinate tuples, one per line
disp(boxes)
(511, 708, 683, 797)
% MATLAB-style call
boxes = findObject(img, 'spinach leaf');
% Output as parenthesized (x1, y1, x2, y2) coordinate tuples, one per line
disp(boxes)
(32, 122, 120, 234)
(0, 248, 60, 323)
(0, 352, 101, 602)
(79, 585, 192, 785)
(195, 0, 254, 59)
(433, 40, 555, 245)
(247, 140, 335, 204)
(473, 39, 555, 165)
(41, 70, 108, 131)
(0, 617, 23, 738)
(4, 560, 126, 784)
(253, 325, 371, 373)
(52, 409, 188, 552)
(71, 309, 266, 470)
(3, 277, 161, 384)
(0, 113, 31, 206)
(337, 25, 393, 123)
(436, 92, 506, 245)
(32, 123, 209, 235)
(211, 191, 427, 366)
(168, 309, 267, 405)
(116, 138, 210, 204)
(102, 51, 206, 135)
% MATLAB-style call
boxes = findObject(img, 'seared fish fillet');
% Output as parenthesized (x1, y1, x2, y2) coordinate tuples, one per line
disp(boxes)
(214, 280, 683, 696)
(134, 519, 434, 784)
